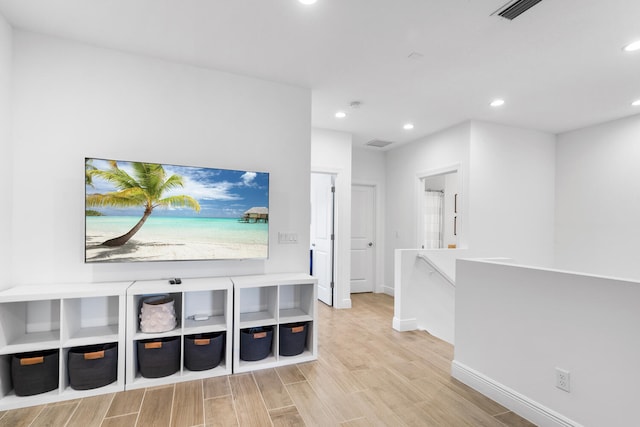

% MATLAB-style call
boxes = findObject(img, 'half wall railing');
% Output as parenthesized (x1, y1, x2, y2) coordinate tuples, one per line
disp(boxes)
(393, 249, 463, 344)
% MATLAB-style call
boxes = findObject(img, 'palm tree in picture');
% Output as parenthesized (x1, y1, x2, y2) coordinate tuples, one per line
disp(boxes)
(85, 158, 97, 187)
(86, 161, 200, 247)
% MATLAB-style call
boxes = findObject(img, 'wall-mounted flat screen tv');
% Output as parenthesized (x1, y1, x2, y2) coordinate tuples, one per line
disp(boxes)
(85, 158, 269, 263)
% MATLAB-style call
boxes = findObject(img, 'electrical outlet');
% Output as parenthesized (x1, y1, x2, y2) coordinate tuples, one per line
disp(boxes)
(556, 368, 570, 392)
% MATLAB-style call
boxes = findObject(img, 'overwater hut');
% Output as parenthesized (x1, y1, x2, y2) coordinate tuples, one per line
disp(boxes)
(240, 207, 268, 223)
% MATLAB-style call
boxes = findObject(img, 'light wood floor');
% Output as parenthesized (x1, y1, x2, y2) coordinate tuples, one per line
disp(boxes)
(0, 293, 536, 426)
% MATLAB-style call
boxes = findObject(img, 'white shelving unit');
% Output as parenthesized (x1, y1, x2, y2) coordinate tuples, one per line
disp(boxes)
(0, 282, 130, 410)
(232, 273, 317, 373)
(125, 277, 233, 390)
(0, 273, 316, 408)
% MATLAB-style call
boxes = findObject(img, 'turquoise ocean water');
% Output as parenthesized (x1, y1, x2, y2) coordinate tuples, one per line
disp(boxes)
(86, 216, 268, 245)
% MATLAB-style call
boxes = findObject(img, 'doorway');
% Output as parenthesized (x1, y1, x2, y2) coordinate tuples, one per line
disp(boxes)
(350, 184, 375, 293)
(310, 173, 335, 306)
(418, 169, 459, 249)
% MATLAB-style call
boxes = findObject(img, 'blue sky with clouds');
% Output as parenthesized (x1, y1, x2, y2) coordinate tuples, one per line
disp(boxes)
(86, 158, 269, 218)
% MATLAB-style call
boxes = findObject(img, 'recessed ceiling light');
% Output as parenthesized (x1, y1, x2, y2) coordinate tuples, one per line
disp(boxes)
(623, 40, 640, 52)
(298, 0, 317, 5)
(490, 99, 505, 107)
(403, 123, 414, 130)
(632, 99, 640, 107)
(335, 111, 347, 118)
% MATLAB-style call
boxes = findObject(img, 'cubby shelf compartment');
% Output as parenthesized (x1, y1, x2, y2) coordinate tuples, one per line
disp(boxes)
(232, 273, 318, 374)
(125, 277, 233, 390)
(0, 282, 131, 411)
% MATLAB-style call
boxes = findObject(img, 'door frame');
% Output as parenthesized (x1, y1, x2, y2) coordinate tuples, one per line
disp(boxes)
(352, 180, 384, 294)
(310, 172, 336, 307)
(350, 183, 377, 293)
(311, 167, 351, 308)
(416, 163, 463, 250)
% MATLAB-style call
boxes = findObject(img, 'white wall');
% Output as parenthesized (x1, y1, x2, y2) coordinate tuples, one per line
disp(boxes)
(454, 259, 640, 427)
(311, 128, 352, 308)
(469, 121, 556, 267)
(384, 122, 470, 289)
(10, 31, 311, 285)
(555, 113, 640, 280)
(352, 146, 385, 293)
(0, 14, 11, 290)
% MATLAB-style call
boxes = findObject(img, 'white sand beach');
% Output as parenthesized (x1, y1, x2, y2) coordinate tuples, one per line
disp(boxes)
(85, 217, 268, 262)
(86, 234, 267, 262)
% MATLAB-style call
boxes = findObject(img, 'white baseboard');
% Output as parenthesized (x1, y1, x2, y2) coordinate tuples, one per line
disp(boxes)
(392, 316, 417, 332)
(383, 285, 394, 296)
(451, 361, 582, 427)
(338, 297, 351, 309)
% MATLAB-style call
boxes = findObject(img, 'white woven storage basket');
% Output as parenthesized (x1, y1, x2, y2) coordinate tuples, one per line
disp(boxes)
(140, 295, 177, 333)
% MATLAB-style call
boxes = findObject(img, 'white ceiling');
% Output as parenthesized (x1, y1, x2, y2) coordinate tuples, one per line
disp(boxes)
(1, 0, 639, 148)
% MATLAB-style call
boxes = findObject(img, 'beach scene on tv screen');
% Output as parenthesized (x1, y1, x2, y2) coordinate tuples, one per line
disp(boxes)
(85, 158, 269, 263)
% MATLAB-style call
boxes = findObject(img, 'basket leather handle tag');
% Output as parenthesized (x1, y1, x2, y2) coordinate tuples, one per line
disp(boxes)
(292, 326, 305, 333)
(84, 350, 105, 360)
(145, 342, 163, 349)
(20, 356, 44, 366)
(254, 332, 267, 339)
(194, 338, 210, 346)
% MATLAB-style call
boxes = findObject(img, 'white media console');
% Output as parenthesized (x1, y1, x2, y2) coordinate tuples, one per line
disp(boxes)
(0, 273, 317, 410)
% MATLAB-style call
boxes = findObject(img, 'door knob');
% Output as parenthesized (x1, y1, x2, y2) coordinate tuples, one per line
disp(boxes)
(368, 242, 373, 247)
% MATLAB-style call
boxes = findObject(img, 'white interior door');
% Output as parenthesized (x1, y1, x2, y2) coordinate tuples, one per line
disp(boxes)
(350, 184, 375, 293)
(310, 173, 334, 306)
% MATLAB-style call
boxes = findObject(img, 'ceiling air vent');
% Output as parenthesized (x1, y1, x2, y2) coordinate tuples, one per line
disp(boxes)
(492, 0, 542, 20)
(366, 139, 394, 148)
